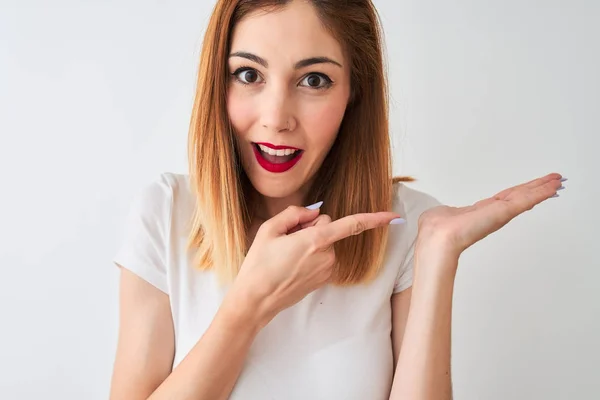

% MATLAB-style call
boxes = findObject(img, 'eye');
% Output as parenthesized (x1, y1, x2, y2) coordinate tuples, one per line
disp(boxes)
(299, 73, 333, 89)
(232, 67, 263, 85)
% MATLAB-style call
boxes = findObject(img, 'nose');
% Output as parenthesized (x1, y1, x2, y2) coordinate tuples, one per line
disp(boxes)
(259, 83, 297, 132)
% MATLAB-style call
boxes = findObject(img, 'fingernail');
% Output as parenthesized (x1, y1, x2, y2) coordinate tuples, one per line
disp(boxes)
(551, 193, 560, 198)
(306, 201, 323, 210)
(557, 185, 565, 191)
(389, 217, 406, 225)
(560, 177, 568, 182)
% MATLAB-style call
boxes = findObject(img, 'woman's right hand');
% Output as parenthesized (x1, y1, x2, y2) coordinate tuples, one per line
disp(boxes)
(230, 203, 404, 327)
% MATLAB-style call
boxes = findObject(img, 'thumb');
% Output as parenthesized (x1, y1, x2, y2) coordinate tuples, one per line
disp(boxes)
(300, 213, 332, 230)
(263, 201, 324, 236)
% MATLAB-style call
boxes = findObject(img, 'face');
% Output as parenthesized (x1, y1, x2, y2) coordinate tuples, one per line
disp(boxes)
(227, 0, 351, 201)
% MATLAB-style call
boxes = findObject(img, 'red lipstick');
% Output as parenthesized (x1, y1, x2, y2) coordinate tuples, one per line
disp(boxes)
(252, 142, 303, 173)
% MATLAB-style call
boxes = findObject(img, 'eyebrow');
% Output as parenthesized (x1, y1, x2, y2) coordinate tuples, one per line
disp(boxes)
(229, 51, 343, 69)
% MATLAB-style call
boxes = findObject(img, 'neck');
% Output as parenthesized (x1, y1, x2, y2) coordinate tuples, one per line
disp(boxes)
(250, 186, 311, 221)
(252, 194, 302, 221)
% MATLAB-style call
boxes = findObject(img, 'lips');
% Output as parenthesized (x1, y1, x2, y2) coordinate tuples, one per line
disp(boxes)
(252, 142, 303, 173)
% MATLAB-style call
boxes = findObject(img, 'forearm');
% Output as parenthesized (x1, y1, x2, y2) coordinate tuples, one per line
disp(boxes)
(389, 240, 458, 400)
(149, 290, 267, 400)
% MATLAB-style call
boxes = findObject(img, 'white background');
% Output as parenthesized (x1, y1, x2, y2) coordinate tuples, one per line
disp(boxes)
(1, 0, 598, 399)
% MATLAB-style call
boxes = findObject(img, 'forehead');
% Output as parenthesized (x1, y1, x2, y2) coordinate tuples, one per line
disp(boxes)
(229, 1, 345, 65)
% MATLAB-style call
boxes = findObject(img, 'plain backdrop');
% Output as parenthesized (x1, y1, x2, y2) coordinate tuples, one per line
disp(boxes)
(1, 0, 598, 399)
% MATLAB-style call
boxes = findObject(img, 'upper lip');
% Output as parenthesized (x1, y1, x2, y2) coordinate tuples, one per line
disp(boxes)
(254, 142, 302, 151)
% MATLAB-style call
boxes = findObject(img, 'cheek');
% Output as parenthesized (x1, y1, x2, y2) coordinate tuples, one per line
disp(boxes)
(303, 98, 347, 148)
(227, 90, 255, 138)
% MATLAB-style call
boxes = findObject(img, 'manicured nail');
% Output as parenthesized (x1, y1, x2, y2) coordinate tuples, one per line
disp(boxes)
(560, 177, 568, 182)
(551, 193, 560, 198)
(557, 185, 565, 191)
(389, 217, 406, 225)
(306, 201, 323, 210)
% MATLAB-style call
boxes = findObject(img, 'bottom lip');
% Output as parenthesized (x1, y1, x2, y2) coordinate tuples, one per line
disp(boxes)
(252, 143, 303, 173)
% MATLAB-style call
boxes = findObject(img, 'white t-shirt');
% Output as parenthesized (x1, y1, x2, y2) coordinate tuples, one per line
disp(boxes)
(113, 172, 441, 400)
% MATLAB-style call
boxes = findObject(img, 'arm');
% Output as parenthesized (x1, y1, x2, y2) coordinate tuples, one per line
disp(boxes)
(389, 239, 457, 400)
(110, 268, 175, 399)
(150, 287, 264, 400)
(110, 268, 267, 400)
(388, 172, 563, 399)
(390, 287, 411, 370)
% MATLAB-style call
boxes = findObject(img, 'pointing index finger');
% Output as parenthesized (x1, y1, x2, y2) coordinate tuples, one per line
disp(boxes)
(316, 212, 403, 246)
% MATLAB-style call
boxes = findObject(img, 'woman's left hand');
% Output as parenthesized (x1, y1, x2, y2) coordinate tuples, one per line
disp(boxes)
(417, 172, 566, 260)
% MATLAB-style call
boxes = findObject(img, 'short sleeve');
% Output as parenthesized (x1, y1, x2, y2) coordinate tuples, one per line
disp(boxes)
(392, 185, 442, 294)
(113, 173, 174, 294)
(393, 240, 416, 293)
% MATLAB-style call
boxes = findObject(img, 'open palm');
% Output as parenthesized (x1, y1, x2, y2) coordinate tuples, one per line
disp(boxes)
(418, 173, 566, 254)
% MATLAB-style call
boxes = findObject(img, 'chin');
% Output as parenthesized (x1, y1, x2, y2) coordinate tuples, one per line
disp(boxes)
(239, 145, 313, 200)
(248, 176, 304, 199)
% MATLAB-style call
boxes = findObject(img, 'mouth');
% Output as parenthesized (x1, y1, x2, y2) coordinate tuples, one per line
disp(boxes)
(252, 142, 304, 173)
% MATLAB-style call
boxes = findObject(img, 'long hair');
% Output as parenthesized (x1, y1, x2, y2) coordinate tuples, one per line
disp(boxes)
(187, 0, 414, 286)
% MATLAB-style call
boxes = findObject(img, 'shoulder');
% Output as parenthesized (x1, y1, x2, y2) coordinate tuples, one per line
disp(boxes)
(121, 172, 195, 249)
(389, 181, 442, 245)
(113, 172, 193, 293)
(392, 181, 443, 221)
(138, 172, 187, 199)
(132, 172, 192, 216)
(386, 182, 443, 293)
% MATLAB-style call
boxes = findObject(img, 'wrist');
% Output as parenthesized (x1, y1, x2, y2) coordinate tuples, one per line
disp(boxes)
(414, 235, 461, 280)
(221, 283, 274, 333)
(416, 230, 462, 260)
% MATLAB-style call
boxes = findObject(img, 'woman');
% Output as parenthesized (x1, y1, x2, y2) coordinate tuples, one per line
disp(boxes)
(110, 1, 566, 399)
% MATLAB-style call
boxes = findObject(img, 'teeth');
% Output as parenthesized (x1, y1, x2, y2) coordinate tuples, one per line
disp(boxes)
(258, 144, 298, 156)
